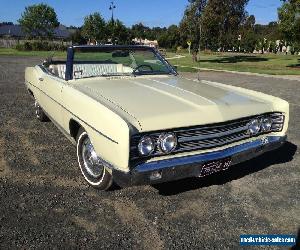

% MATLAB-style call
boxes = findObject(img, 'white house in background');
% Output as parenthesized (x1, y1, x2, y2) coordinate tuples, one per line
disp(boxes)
(132, 38, 158, 47)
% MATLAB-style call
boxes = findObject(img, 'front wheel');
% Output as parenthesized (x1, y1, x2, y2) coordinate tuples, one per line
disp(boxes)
(76, 128, 113, 190)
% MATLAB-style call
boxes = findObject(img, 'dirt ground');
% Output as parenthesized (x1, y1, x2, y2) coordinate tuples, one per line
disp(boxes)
(0, 56, 299, 249)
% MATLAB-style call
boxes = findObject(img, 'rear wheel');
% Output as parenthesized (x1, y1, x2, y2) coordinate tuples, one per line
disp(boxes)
(76, 128, 113, 190)
(34, 100, 49, 122)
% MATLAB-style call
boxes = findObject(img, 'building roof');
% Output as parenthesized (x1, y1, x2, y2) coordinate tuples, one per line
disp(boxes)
(0, 24, 71, 39)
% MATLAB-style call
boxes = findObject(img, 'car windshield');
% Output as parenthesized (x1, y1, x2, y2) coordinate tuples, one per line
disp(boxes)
(72, 47, 173, 79)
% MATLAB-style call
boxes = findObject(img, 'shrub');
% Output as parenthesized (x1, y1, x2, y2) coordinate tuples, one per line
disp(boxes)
(15, 41, 68, 51)
(24, 42, 33, 51)
(15, 43, 25, 51)
(58, 44, 68, 51)
(51, 43, 60, 51)
(31, 41, 44, 50)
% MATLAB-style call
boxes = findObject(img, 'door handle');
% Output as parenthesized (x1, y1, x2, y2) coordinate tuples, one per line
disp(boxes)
(39, 77, 44, 82)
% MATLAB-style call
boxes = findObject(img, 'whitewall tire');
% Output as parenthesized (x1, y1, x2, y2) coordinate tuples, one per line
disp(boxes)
(76, 128, 113, 190)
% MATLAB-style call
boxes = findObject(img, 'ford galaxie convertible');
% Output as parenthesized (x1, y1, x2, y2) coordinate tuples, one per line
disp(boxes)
(25, 45, 289, 190)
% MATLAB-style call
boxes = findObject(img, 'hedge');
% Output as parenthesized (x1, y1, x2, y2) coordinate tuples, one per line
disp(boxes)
(15, 41, 67, 51)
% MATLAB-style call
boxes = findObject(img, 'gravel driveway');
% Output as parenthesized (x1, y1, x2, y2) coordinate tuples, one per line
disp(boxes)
(0, 56, 299, 249)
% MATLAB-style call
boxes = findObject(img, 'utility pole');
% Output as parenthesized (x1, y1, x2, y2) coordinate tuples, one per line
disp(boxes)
(109, 1, 116, 23)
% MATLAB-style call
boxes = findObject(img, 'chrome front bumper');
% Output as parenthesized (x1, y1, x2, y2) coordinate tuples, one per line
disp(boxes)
(113, 136, 287, 187)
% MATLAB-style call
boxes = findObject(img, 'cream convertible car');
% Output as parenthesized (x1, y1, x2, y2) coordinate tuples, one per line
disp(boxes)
(25, 45, 289, 190)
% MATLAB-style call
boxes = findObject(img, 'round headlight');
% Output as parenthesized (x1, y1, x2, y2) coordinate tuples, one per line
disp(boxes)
(248, 119, 261, 135)
(138, 136, 155, 156)
(261, 118, 272, 132)
(158, 133, 177, 153)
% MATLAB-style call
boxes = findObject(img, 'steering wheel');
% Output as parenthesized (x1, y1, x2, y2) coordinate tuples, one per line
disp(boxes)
(133, 64, 154, 74)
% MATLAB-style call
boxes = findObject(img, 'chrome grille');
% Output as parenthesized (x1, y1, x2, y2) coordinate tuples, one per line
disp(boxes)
(175, 120, 250, 153)
(130, 112, 284, 162)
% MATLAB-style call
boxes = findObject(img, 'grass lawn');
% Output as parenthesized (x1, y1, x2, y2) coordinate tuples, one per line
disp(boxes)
(167, 52, 300, 75)
(0, 48, 299, 75)
(0, 48, 66, 58)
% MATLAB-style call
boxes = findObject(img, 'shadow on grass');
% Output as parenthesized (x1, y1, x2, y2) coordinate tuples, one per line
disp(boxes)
(153, 141, 297, 196)
(287, 58, 300, 68)
(200, 55, 269, 64)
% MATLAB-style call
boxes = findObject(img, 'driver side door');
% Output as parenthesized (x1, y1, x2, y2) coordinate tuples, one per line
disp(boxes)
(38, 73, 65, 127)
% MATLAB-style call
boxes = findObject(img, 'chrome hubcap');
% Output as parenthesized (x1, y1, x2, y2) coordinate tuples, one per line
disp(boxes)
(81, 137, 104, 178)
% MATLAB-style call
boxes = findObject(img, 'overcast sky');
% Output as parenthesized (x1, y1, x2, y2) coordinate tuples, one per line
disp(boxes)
(0, 0, 282, 27)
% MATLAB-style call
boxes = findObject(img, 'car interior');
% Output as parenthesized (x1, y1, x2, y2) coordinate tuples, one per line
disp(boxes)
(43, 49, 168, 80)
(47, 63, 134, 79)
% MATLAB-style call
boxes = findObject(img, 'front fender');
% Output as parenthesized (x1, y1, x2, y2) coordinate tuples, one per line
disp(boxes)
(62, 86, 132, 172)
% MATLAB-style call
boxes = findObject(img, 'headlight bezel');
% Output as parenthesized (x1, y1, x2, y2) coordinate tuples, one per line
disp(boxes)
(158, 132, 178, 154)
(261, 117, 273, 132)
(137, 133, 178, 157)
(137, 136, 155, 156)
(248, 118, 261, 135)
(247, 113, 285, 136)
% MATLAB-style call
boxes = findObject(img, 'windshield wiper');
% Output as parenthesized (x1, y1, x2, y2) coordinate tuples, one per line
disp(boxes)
(133, 71, 171, 76)
(100, 73, 134, 77)
(75, 71, 172, 79)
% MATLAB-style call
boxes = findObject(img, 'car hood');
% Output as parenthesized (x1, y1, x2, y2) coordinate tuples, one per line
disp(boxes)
(73, 75, 275, 132)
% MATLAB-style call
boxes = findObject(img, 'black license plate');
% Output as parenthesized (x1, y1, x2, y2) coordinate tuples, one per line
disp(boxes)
(199, 157, 232, 177)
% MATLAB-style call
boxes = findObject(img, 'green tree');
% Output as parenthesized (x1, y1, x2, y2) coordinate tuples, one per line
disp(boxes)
(130, 24, 166, 41)
(187, 0, 207, 51)
(239, 15, 257, 52)
(18, 4, 59, 38)
(179, 1, 207, 50)
(278, 0, 300, 51)
(82, 12, 106, 43)
(107, 19, 131, 44)
(201, 0, 249, 51)
(131, 23, 151, 39)
(70, 29, 87, 45)
(253, 22, 280, 42)
(158, 25, 180, 49)
(148, 27, 166, 40)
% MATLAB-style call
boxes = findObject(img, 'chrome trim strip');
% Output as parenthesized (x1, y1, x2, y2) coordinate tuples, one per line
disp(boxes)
(134, 136, 286, 173)
(43, 109, 77, 145)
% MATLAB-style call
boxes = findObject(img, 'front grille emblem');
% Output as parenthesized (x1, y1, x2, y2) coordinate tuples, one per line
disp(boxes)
(261, 137, 269, 145)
